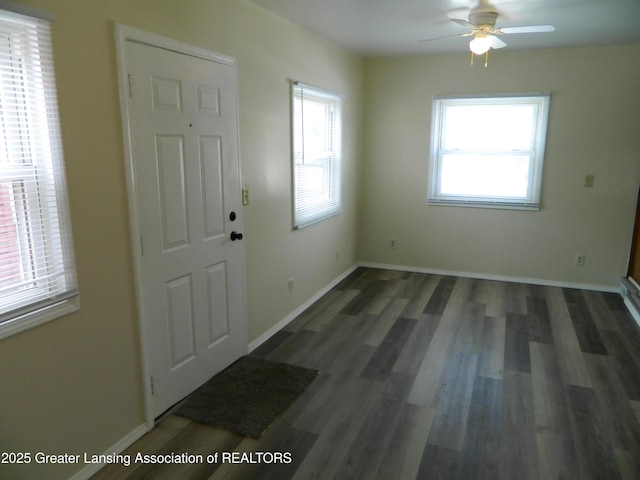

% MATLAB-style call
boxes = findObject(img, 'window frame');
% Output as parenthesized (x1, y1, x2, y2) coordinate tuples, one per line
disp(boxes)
(428, 93, 551, 210)
(0, 8, 78, 340)
(291, 81, 343, 229)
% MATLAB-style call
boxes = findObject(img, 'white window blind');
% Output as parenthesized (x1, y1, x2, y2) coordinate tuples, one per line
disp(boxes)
(428, 94, 550, 210)
(292, 81, 342, 229)
(0, 9, 78, 339)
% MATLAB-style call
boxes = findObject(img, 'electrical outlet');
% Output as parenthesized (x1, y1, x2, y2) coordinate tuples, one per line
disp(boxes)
(390, 239, 397, 249)
(575, 254, 586, 267)
(288, 277, 294, 293)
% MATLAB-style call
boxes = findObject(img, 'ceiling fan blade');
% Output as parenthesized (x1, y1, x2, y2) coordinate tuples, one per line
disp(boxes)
(450, 18, 475, 29)
(419, 32, 473, 43)
(498, 25, 555, 34)
(490, 36, 507, 49)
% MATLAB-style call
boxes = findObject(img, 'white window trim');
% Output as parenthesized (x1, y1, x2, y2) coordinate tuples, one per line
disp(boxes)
(0, 297, 79, 340)
(291, 81, 343, 229)
(428, 93, 550, 210)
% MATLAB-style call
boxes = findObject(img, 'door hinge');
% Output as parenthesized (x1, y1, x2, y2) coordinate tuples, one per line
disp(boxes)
(127, 73, 133, 98)
(150, 376, 155, 395)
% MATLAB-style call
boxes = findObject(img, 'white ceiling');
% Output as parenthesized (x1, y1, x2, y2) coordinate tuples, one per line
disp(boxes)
(249, 0, 640, 57)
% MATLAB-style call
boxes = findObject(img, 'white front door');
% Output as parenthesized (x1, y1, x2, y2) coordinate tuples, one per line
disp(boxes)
(124, 37, 247, 417)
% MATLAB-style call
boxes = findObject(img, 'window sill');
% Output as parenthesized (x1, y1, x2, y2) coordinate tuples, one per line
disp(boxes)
(0, 296, 80, 341)
(428, 199, 540, 211)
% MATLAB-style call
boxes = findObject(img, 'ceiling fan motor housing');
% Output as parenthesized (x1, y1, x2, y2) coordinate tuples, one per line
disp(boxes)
(469, 10, 498, 29)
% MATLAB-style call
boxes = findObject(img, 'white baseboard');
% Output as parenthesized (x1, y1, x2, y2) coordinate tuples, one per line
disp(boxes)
(248, 264, 359, 352)
(358, 261, 620, 293)
(68, 423, 149, 480)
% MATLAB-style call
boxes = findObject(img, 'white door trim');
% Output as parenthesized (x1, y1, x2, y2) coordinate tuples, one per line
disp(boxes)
(114, 23, 246, 428)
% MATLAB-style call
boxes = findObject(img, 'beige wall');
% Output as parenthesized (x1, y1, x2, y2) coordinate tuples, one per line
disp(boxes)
(359, 46, 640, 288)
(0, 1, 362, 479)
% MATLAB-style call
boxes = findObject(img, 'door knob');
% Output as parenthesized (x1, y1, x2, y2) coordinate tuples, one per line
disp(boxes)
(230, 231, 243, 241)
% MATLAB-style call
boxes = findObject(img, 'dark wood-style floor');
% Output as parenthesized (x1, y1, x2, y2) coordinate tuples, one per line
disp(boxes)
(92, 267, 640, 480)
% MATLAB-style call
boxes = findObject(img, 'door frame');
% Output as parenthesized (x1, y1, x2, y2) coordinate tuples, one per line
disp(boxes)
(114, 24, 247, 428)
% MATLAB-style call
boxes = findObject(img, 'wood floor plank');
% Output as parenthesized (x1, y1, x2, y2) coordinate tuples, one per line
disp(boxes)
(631, 400, 640, 425)
(470, 279, 506, 318)
(291, 368, 379, 435)
(333, 372, 413, 479)
(499, 370, 539, 480)
(303, 289, 360, 332)
(504, 312, 532, 373)
(249, 330, 293, 359)
(400, 274, 440, 319)
(525, 296, 554, 344)
(331, 267, 367, 290)
(563, 288, 609, 355)
(396, 272, 429, 299)
(543, 286, 593, 388)
(476, 315, 505, 380)
(503, 282, 528, 315)
(341, 267, 381, 290)
(458, 376, 502, 480)
(207, 428, 316, 480)
(408, 278, 476, 406)
(614, 310, 640, 367)
(284, 289, 343, 332)
(602, 291, 628, 312)
(614, 447, 640, 480)
(375, 403, 435, 480)
(582, 290, 626, 332)
(423, 276, 456, 315)
(583, 353, 640, 452)
(364, 297, 409, 347)
(289, 381, 382, 480)
(565, 384, 623, 480)
(599, 328, 640, 401)
(361, 316, 416, 380)
(278, 313, 370, 370)
(530, 341, 578, 480)
(286, 289, 359, 333)
(426, 301, 486, 451)
(392, 313, 439, 377)
(341, 279, 388, 315)
(417, 444, 462, 480)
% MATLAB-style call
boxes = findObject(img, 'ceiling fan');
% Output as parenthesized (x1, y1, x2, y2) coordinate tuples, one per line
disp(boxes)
(422, 2, 555, 60)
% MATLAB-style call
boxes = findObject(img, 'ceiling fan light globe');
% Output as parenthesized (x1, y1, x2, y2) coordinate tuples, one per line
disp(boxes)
(469, 36, 491, 55)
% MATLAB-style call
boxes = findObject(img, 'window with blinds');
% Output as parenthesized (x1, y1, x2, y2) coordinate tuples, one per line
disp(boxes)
(0, 8, 78, 340)
(291, 82, 342, 229)
(428, 94, 550, 210)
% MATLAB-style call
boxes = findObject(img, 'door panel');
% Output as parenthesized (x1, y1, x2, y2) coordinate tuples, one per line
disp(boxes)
(165, 274, 196, 368)
(206, 262, 229, 345)
(156, 134, 189, 249)
(200, 135, 225, 238)
(126, 39, 246, 417)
